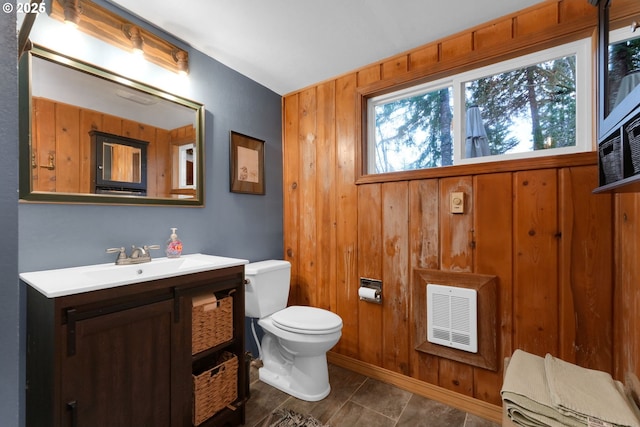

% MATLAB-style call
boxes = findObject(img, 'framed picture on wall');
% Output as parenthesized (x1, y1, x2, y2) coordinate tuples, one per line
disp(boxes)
(229, 131, 265, 195)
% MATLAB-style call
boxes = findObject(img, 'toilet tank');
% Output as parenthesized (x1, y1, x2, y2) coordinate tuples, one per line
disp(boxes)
(244, 260, 291, 318)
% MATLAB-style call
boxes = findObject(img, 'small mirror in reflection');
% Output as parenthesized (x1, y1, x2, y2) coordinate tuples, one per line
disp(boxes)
(608, 29, 640, 114)
(102, 143, 142, 183)
(92, 130, 148, 196)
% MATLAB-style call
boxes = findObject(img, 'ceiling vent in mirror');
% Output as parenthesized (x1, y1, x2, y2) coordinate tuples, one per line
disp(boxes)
(116, 89, 158, 105)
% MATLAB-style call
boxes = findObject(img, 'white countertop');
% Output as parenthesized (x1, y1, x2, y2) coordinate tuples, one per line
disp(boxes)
(20, 253, 248, 298)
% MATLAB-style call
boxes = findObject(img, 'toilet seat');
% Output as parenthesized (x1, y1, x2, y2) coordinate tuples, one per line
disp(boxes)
(271, 306, 343, 335)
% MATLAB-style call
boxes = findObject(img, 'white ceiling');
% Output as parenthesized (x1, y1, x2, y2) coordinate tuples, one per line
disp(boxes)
(108, 0, 545, 95)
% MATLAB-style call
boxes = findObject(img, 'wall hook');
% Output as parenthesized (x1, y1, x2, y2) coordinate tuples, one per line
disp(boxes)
(39, 153, 55, 170)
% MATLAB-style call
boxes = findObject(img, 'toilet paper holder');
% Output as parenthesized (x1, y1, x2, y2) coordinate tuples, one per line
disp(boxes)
(359, 277, 382, 304)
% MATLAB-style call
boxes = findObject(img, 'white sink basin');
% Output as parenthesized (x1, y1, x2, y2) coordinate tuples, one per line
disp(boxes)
(20, 253, 248, 298)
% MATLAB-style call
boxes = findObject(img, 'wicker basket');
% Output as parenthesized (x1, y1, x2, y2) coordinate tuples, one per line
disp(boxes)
(192, 292, 233, 355)
(599, 135, 622, 184)
(625, 115, 640, 175)
(192, 352, 238, 426)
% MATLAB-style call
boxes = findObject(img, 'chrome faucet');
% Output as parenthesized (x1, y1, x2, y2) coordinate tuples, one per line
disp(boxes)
(130, 245, 147, 259)
(106, 245, 160, 265)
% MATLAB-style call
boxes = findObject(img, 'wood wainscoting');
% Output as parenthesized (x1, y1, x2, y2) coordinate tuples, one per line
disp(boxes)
(282, 0, 627, 408)
(31, 97, 194, 198)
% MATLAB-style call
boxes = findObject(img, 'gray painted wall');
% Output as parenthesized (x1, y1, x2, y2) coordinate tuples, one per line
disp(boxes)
(4, 2, 283, 425)
(20, 10, 284, 273)
(1, 3, 21, 427)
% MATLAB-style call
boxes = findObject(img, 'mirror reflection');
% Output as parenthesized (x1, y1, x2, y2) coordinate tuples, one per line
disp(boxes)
(103, 143, 142, 184)
(91, 130, 148, 195)
(175, 143, 195, 189)
(20, 45, 205, 205)
(607, 27, 640, 115)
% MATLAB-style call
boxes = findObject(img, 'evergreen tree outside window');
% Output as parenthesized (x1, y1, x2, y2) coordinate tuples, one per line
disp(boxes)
(463, 55, 577, 155)
(365, 38, 592, 175)
(371, 83, 453, 173)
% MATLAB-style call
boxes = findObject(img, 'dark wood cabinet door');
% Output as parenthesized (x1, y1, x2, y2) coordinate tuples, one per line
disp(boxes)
(60, 299, 175, 427)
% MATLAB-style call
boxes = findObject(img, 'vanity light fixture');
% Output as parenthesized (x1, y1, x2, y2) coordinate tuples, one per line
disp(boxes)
(172, 49, 189, 76)
(49, 0, 189, 75)
(123, 24, 144, 56)
(61, 0, 81, 28)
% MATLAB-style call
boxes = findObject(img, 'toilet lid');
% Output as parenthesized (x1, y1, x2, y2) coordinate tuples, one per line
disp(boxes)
(271, 306, 343, 335)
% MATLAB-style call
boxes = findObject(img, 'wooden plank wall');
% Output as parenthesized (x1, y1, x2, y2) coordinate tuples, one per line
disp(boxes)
(614, 193, 640, 381)
(31, 97, 183, 197)
(282, 0, 626, 406)
(608, 0, 640, 385)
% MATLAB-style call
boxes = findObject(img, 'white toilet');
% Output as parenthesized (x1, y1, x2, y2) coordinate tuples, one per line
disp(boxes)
(244, 260, 343, 401)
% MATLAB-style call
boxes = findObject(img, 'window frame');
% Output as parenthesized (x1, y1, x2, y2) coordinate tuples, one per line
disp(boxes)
(359, 37, 594, 181)
(366, 77, 454, 173)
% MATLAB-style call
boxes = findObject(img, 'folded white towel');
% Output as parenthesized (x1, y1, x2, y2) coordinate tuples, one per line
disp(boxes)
(544, 354, 640, 427)
(505, 403, 579, 427)
(501, 350, 584, 427)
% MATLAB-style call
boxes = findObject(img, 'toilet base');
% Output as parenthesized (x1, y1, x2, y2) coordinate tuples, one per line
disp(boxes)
(258, 365, 330, 401)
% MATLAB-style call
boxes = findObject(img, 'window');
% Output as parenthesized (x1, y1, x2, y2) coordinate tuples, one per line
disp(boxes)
(368, 81, 453, 172)
(173, 143, 196, 189)
(365, 38, 593, 175)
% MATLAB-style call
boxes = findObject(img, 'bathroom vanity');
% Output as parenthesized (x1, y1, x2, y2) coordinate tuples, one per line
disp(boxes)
(22, 254, 248, 427)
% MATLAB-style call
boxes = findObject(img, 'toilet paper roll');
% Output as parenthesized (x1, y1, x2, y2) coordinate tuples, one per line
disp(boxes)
(193, 293, 218, 311)
(359, 287, 379, 301)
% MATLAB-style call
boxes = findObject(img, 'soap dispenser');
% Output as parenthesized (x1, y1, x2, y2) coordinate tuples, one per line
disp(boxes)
(165, 228, 183, 258)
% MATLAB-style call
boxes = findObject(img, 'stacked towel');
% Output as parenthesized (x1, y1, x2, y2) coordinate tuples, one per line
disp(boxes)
(501, 350, 585, 427)
(501, 350, 640, 427)
(545, 354, 640, 426)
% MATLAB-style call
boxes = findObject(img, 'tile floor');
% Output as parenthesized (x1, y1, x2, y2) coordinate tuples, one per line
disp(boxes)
(244, 362, 500, 427)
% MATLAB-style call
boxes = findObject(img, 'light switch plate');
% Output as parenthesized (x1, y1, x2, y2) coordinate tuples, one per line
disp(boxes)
(450, 191, 464, 214)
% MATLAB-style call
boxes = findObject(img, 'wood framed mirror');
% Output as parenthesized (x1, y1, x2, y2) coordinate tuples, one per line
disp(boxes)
(91, 131, 148, 195)
(19, 44, 205, 206)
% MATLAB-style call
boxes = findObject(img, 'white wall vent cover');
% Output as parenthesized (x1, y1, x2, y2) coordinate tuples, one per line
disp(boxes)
(426, 284, 478, 353)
